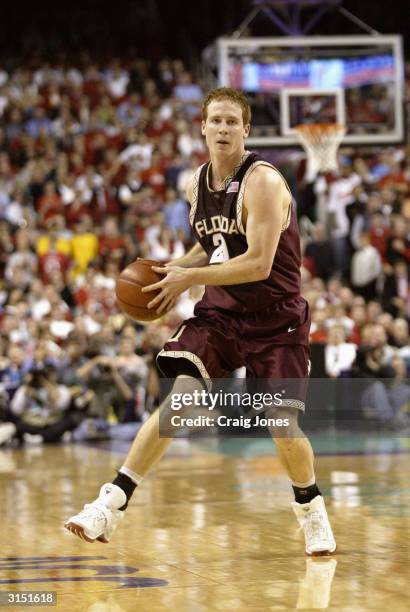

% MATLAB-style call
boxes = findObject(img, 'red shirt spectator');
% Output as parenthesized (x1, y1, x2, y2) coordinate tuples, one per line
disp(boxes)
(37, 181, 64, 225)
(38, 237, 72, 284)
(98, 216, 125, 260)
(141, 151, 166, 196)
(369, 214, 391, 262)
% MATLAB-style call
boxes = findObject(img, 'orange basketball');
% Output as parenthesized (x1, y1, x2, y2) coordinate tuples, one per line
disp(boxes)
(115, 259, 164, 322)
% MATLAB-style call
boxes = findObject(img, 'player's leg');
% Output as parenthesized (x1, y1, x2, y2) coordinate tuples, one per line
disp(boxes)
(65, 374, 203, 543)
(269, 408, 335, 555)
(247, 343, 336, 555)
(65, 313, 238, 543)
(270, 410, 315, 485)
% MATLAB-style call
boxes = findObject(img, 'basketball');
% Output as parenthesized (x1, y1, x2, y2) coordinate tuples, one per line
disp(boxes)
(115, 259, 164, 322)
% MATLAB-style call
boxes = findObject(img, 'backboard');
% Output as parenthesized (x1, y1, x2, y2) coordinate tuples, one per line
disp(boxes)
(213, 35, 404, 146)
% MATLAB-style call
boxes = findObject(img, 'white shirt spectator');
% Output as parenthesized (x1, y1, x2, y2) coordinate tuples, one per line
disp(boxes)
(11, 383, 71, 417)
(177, 132, 206, 158)
(149, 241, 170, 262)
(0, 91, 8, 116)
(75, 172, 103, 203)
(325, 316, 355, 334)
(325, 342, 357, 377)
(119, 142, 153, 170)
(31, 298, 51, 321)
(175, 286, 204, 320)
(2, 198, 25, 226)
(170, 239, 185, 260)
(60, 183, 76, 205)
(0, 70, 8, 87)
(326, 173, 361, 238)
(81, 315, 101, 336)
(174, 290, 197, 320)
(351, 245, 382, 287)
(65, 68, 84, 86)
(118, 176, 142, 205)
(105, 70, 129, 99)
(5, 251, 37, 284)
(177, 167, 195, 197)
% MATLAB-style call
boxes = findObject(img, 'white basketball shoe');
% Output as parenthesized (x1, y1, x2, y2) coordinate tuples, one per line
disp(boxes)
(65, 484, 126, 543)
(292, 495, 336, 556)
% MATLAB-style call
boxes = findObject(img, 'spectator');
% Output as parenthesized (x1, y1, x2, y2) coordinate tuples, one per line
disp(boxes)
(76, 337, 147, 423)
(326, 304, 355, 337)
(355, 353, 410, 426)
(348, 303, 367, 344)
(325, 164, 361, 276)
(325, 324, 357, 378)
(369, 213, 391, 262)
(0, 54, 409, 446)
(5, 228, 37, 288)
(26, 106, 52, 138)
(385, 217, 410, 266)
(117, 93, 143, 128)
(173, 72, 202, 118)
(98, 215, 125, 262)
(111, 336, 149, 422)
(310, 308, 329, 343)
(304, 222, 335, 281)
(9, 365, 74, 443)
(70, 215, 99, 278)
(0, 343, 25, 400)
(391, 318, 410, 348)
(382, 260, 410, 318)
(350, 232, 382, 300)
(162, 187, 190, 238)
(38, 233, 72, 284)
(37, 181, 64, 226)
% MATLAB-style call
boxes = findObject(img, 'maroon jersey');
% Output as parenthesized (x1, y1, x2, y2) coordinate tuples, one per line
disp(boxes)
(190, 151, 302, 313)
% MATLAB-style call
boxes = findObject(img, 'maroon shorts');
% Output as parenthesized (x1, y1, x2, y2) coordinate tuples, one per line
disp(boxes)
(157, 296, 310, 410)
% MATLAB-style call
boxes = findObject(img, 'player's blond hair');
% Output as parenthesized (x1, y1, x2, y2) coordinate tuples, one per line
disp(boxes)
(202, 87, 251, 126)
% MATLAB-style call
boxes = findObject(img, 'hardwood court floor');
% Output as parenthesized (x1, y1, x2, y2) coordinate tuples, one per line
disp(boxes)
(0, 438, 409, 611)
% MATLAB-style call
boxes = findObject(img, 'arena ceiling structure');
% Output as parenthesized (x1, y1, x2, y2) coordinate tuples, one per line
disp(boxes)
(1, 0, 409, 62)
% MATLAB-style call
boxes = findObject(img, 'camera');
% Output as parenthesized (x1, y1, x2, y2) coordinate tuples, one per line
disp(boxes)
(27, 366, 55, 389)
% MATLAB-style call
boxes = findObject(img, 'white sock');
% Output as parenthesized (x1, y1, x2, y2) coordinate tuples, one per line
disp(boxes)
(119, 465, 144, 485)
(292, 475, 316, 488)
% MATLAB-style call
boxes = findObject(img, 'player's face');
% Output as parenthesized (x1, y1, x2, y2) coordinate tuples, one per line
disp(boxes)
(201, 100, 250, 155)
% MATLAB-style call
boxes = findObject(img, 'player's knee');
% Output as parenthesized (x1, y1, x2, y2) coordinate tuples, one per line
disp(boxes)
(266, 406, 301, 439)
(161, 375, 205, 417)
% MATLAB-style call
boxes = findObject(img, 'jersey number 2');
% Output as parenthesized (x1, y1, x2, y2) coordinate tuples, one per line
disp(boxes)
(209, 233, 230, 264)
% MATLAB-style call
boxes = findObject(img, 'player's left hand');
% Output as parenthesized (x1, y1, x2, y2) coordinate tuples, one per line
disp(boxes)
(142, 265, 193, 314)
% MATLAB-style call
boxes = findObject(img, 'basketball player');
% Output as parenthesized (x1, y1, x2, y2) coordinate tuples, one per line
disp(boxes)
(65, 87, 336, 556)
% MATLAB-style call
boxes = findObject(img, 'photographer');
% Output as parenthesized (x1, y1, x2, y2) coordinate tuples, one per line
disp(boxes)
(352, 342, 397, 425)
(9, 365, 75, 443)
(76, 340, 148, 423)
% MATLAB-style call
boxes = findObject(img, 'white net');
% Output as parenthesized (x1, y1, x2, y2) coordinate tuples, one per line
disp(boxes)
(295, 123, 346, 180)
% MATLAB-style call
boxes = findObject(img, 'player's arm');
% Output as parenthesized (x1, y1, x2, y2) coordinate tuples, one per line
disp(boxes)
(169, 174, 209, 269)
(190, 166, 288, 284)
(143, 167, 289, 313)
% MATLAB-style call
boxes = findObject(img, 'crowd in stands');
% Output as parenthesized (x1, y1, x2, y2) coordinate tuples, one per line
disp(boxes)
(0, 55, 409, 446)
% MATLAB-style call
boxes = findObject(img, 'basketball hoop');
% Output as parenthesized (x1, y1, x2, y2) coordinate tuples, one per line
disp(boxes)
(294, 123, 346, 180)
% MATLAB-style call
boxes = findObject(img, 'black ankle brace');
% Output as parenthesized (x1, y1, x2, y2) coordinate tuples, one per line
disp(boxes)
(112, 472, 137, 510)
(292, 483, 321, 504)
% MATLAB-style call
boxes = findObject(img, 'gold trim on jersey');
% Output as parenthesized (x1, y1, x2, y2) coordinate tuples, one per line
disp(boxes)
(280, 398, 305, 412)
(189, 163, 206, 226)
(157, 349, 212, 390)
(236, 162, 292, 235)
(206, 150, 251, 193)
